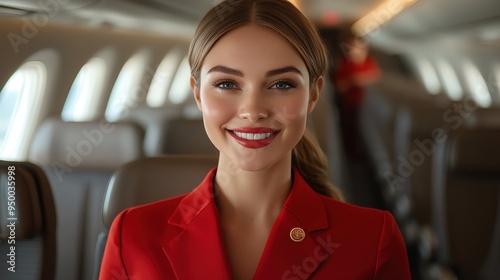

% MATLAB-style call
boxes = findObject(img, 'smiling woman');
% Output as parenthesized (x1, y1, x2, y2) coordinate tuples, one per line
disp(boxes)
(99, 1, 411, 279)
(195, 24, 314, 176)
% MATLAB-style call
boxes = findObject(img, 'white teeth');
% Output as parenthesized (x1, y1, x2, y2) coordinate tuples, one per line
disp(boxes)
(234, 131, 274, 140)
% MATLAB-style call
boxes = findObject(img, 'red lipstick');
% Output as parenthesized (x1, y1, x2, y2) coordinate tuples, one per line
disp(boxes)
(227, 127, 280, 149)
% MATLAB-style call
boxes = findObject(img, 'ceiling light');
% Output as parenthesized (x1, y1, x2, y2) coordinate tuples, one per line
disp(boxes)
(352, 0, 417, 37)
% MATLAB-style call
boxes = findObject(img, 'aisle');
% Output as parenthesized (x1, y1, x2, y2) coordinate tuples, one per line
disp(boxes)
(341, 154, 386, 210)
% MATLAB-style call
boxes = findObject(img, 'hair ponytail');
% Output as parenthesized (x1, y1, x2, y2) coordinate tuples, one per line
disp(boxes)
(292, 129, 344, 201)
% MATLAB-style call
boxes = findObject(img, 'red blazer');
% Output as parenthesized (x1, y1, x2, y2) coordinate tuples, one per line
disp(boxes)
(334, 56, 380, 107)
(99, 169, 411, 279)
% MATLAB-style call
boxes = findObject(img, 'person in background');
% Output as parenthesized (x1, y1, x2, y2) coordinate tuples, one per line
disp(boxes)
(99, 1, 410, 279)
(335, 34, 381, 160)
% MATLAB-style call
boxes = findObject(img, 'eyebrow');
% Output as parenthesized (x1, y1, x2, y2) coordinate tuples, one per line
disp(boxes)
(207, 65, 243, 77)
(265, 66, 302, 77)
(207, 65, 303, 77)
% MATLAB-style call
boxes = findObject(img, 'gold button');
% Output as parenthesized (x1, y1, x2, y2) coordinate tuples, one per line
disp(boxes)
(290, 227, 305, 242)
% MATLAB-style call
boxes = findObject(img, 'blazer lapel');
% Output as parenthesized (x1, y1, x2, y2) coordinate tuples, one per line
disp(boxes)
(162, 169, 334, 280)
(163, 169, 233, 280)
(253, 170, 333, 280)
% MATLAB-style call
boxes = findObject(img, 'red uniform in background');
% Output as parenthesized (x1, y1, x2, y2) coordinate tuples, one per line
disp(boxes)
(335, 41, 380, 159)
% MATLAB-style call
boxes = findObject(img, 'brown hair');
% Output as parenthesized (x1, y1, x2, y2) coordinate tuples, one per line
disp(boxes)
(189, 0, 343, 201)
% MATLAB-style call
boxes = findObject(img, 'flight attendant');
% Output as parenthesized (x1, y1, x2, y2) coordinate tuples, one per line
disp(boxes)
(99, 0, 411, 279)
(335, 34, 381, 161)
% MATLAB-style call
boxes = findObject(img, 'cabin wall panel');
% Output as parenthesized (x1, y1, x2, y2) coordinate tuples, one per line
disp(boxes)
(0, 18, 188, 119)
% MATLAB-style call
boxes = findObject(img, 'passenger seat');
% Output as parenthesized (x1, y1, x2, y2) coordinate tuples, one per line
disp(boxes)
(427, 125, 500, 280)
(162, 118, 218, 155)
(123, 104, 182, 156)
(0, 161, 57, 280)
(28, 118, 144, 280)
(96, 155, 218, 278)
(308, 77, 347, 190)
(124, 104, 218, 156)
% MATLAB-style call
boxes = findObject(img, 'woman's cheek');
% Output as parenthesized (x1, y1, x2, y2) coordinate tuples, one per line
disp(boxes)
(270, 96, 309, 125)
(200, 93, 235, 121)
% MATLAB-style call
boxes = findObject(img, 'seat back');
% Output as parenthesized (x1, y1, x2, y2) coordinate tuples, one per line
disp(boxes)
(391, 102, 447, 227)
(308, 78, 347, 190)
(28, 118, 144, 280)
(162, 118, 218, 155)
(102, 155, 218, 228)
(123, 104, 182, 156)
(0, 161, 56, 280)
(95, 155, 218, 278)
(432, 126, 500, 280)
(123, 105, 217, 156)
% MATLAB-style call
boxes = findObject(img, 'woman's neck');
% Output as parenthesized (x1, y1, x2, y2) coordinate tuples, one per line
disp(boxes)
(214, 154, 292, 225)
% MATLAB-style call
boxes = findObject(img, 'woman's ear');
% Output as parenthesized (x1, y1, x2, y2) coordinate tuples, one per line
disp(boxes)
(308, 76, 323, 113)
(190, 75, 202, 111)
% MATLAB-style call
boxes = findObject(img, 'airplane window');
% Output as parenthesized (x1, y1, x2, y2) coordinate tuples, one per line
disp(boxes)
(168, 56, 191, 104)
(494, 64, 500, 100)
(463, 61, 492, 108)
(435, 58, 463, 100)
(414, 58, 441, 94)
(105, 51, 148, 121)
(0, 61, 46, 160)
(61, 57, 107, 121)
(146, 48, 184, 107)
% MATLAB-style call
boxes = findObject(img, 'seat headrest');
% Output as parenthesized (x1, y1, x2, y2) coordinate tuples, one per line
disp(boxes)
(123, 104, 181, 127)
(464, 108, 500, 127)
(29, 118, 145, 170)
(0, 166, 41, 240)
(449, 127, 500, 175)
(163, 118, 218, 155)
(102, 155, 218, 228)
(0, 161, 55, 240)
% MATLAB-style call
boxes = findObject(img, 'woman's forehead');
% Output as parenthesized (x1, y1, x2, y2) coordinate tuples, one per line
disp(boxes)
(201, 24, 307, 76)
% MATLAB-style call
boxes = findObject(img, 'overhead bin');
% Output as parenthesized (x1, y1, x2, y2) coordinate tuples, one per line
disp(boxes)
(0, 0, 101, 12)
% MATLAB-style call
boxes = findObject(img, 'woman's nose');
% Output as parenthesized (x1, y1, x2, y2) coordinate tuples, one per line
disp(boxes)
(238, 91, 269, 122)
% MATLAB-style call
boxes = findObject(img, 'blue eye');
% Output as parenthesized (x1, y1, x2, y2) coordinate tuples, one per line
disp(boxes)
(214, 81, 236, 89)
(271, 81, 295, 90)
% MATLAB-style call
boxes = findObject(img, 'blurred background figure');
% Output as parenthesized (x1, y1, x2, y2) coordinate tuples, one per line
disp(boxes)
(334, 34, 380, 161)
